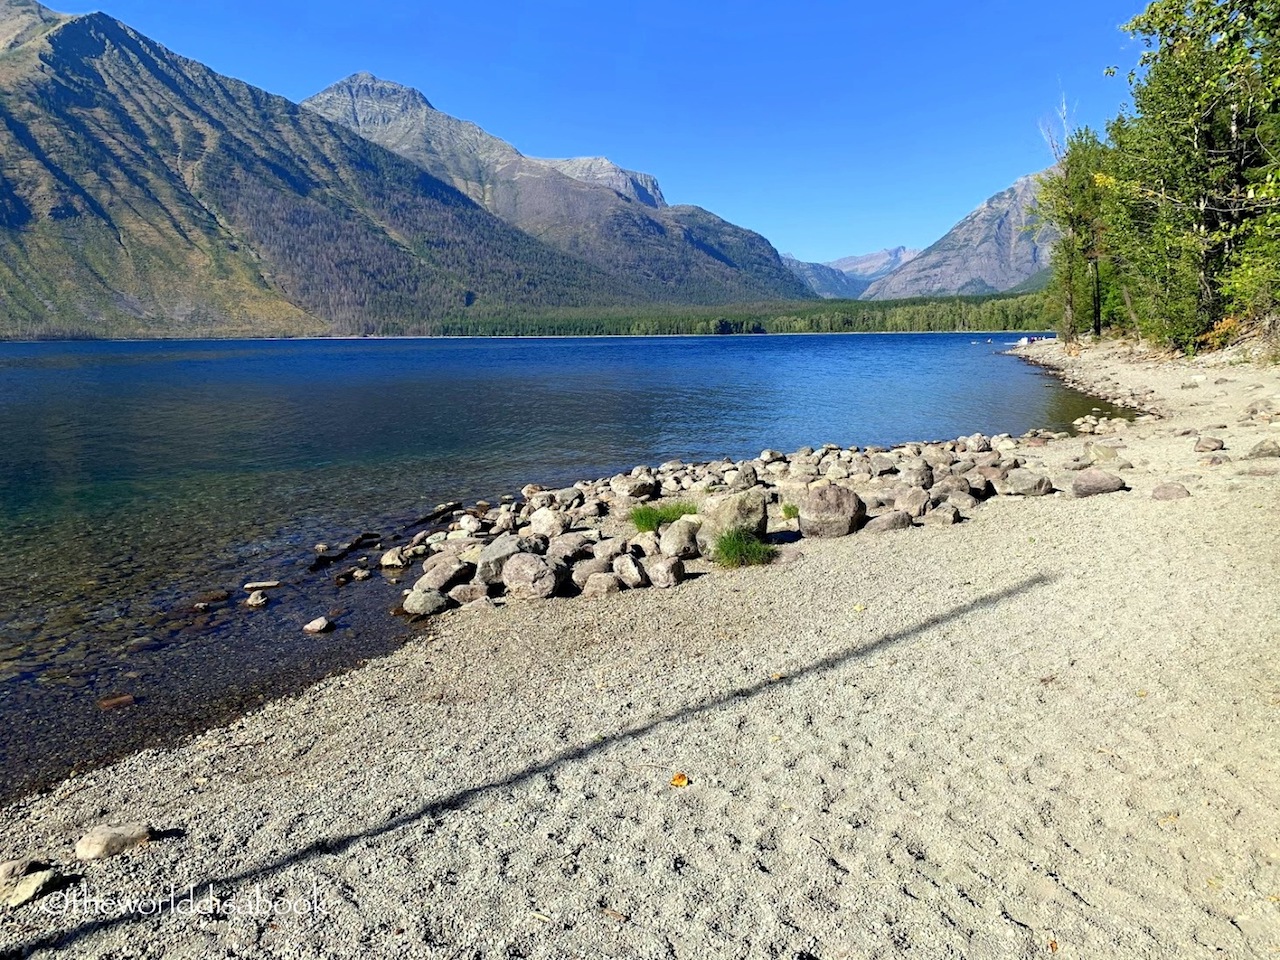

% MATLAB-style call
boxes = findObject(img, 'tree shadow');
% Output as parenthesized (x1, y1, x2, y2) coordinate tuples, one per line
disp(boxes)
(8, 572, 1054, 956)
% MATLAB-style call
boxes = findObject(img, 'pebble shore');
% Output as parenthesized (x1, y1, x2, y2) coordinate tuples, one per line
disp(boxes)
(2, 337, 1279, 958)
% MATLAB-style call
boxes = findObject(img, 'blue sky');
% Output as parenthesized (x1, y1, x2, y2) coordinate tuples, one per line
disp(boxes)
(67, 1, 1141, 263)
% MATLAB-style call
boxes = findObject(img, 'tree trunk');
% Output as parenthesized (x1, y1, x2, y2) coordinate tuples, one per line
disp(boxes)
(1089, 258, 1102, 337)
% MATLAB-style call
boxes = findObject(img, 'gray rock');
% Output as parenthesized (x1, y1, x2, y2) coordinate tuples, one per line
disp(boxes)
(303, 616, 332, 634)
(629, 531, 660, 557)
(610, 474, 658, 500)
(245, 590, 269, 609)
(659, 516, 702, 559)
(797, 485, 866, 538)
(1245, 439, 1280, 459)
(696, 489, 769, 554)
(1151, 482, 1191, 501)
(74, 823, 153, 861)
(1072, 468, 1126, 498)
(862, 511, 913, 533)
(923, 504, 961, 526)
(612, 554, 650, 589)
(379, 546, 409, 568)
(868, 454, 897, 476)
(528, 506, 571, 539)
(898, 460, 933, 489)
(581, 572, 622, 599)
(993, 469, 1054, 497)
(552, 487, 585, 509)
(515, 534, 549, 555)
(414, 559, 472, 593)
(1193, 437, 1225, 453)
(1086, 443, 1123, 462)
(592, 538, 629, 563)
(644, 556, 685, 589)
(729, 462, 759, 490)
(475, 534, 523, 584)
(0, 859, 59, 908)
(570, 557, 613, 591)
(545, 532, 592, 565)
(502, 553, 564, 600)
(402, 588, 449, 616)
(948, 491, 979, 510)
(895, 486, 931, 519)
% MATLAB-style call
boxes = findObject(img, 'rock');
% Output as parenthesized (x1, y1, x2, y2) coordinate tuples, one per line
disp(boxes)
(629, 531, 660, 557)
(612, 554, 650, 589)
(592, 538, 629, 563)
(610, 474, 658, 500)
(644, 556, 685, 589)
(546, 532, 592, 565)
(0, 859, 59, 908)
(243, 580, 282, 591)
(475, 534, 523, 584)
(993, 469, 1054, 497)
(659, 516, 702, 559)
(862, 511, 913, 533)
(74, 823, 153, 861)
(245, 590, 269, 609)
(402, 589, 448, 616)
(414, 559, 472, 593)
(447, 582, 489, 605)
(868, 454, 897, 476)
(1245, 439, 1280, 459)
(729, 462, 759, 490)
(895, 486, 931, 519)
(352, 568, 371, 581)
(1072, 468, 1126, 498)
(1152, 482, 1191, 501)
(528, 506, 571, 539)
(1194, 437, 1225, 453)
(553, 487, 585, 509)
(923, 504, 961, 526)
(462, 597, 497, 612)
(96, 694, 135, 711)
(797, 485, 866, 538)
(502, 553, 564, 600)
(303, 616, 332, 634)
(581, 572, 623, 599)
(948, 491, 979, 510)
(570, 557, 613, 591)
(898, 460, 933, 489)
(760, 449, 785, 463)
(379, 546, 409, 568)
(696, 489, 769, 554)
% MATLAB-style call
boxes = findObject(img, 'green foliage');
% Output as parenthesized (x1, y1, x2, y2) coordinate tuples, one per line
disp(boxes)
(629, 502, 697, 532)
(781, 503, 800, 520)
(712, 528, 778, 568)
(1065, 0, 1280, 350)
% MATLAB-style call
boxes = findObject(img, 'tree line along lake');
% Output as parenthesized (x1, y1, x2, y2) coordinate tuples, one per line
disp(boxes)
(0, 332, 1126, 799)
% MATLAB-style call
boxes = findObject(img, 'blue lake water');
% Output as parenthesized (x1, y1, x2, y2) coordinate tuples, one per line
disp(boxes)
(0, 332, 1117, 798)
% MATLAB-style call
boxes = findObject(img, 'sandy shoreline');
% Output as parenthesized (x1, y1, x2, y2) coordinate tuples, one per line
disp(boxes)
(2, 339, 1278, 958)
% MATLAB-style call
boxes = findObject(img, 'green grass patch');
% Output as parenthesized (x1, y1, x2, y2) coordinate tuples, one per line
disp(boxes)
(713, 527, 778, 568)
(781, 503, 800, 520)
(629, 501, 697, 532)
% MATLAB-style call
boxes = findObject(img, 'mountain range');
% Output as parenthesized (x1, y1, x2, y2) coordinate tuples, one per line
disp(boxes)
(0, 0, 1054, 338)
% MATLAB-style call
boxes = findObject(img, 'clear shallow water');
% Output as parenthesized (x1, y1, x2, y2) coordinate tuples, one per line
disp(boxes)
(0, 333, 1120, 798)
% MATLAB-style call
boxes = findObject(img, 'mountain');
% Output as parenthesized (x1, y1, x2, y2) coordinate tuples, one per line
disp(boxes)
(303, 74, 811, 305)
(0, 5, 662, 338)
(828, 246, 921, 284)
(781, 256, 872, 299)
(861, 174, 1055, 300)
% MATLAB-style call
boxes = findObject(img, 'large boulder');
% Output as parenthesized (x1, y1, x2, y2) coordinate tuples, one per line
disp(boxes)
(1072, 468, 1126, 498)
(414, 559, 472, 593)
(659, 516, 703, 559)
(527, 506, 571, 539)
(502, 553, 565, 600)
(475, 534, 523, 584)
(797, 485, 865, 538)
(993, 469, 1054, 497)
(570, 557, 613, 591)
(894, 486, 931, 519)
(403, 588, 449, 616)
(1245, 439, 1280, 459)
(581, 573, 622, 599)
(695, 489, 769, 555)
(612, 555, 650, 589)
(610, 474, 658, 500)
(644, 556, 685, 589)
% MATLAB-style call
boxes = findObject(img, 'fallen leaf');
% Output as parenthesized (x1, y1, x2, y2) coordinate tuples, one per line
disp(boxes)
(853, 603, 866, 613)
(530, 911, 552, 923)
(600, 907, 629, 923)
(1049, 941, 1059, 953)
(670, 772, 690, 788)
(1039, 675, 1056, 686)
(1137, 689, 1148, 698)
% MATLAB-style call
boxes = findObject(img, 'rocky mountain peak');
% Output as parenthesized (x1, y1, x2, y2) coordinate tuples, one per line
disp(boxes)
(532, 156, 666, 208)
(1, 0, 63, 53)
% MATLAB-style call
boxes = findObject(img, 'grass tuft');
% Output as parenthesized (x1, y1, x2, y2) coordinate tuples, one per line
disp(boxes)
(781, 503, 800, 520)
(629, 501, 697, 532)
(713, 527, 778, 568)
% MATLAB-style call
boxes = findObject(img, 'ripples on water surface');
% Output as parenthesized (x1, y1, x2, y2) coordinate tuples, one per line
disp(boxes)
(0, 333, 1120, 798)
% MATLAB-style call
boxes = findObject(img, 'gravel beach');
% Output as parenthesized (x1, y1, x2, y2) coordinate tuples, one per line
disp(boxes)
(2, 339, 1278, 959)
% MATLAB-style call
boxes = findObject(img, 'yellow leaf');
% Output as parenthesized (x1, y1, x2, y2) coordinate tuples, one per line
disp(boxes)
(853, 603, 866, 613)
(670, 772, 690, 788)
(1137, 689, 1148, 698)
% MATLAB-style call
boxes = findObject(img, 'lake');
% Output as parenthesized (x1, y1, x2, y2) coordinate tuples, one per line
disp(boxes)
(0, 333, 1120, 799)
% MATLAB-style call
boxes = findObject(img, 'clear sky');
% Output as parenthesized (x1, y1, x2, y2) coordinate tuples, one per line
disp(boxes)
(64, 0, 1142, 263)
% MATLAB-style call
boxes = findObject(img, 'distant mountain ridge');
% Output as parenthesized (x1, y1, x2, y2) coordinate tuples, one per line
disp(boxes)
(829, 246, 921, 283)
(780, 246, 921, 299)
(861, 174, 1055, 300)
(303, 73, 811, 305)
